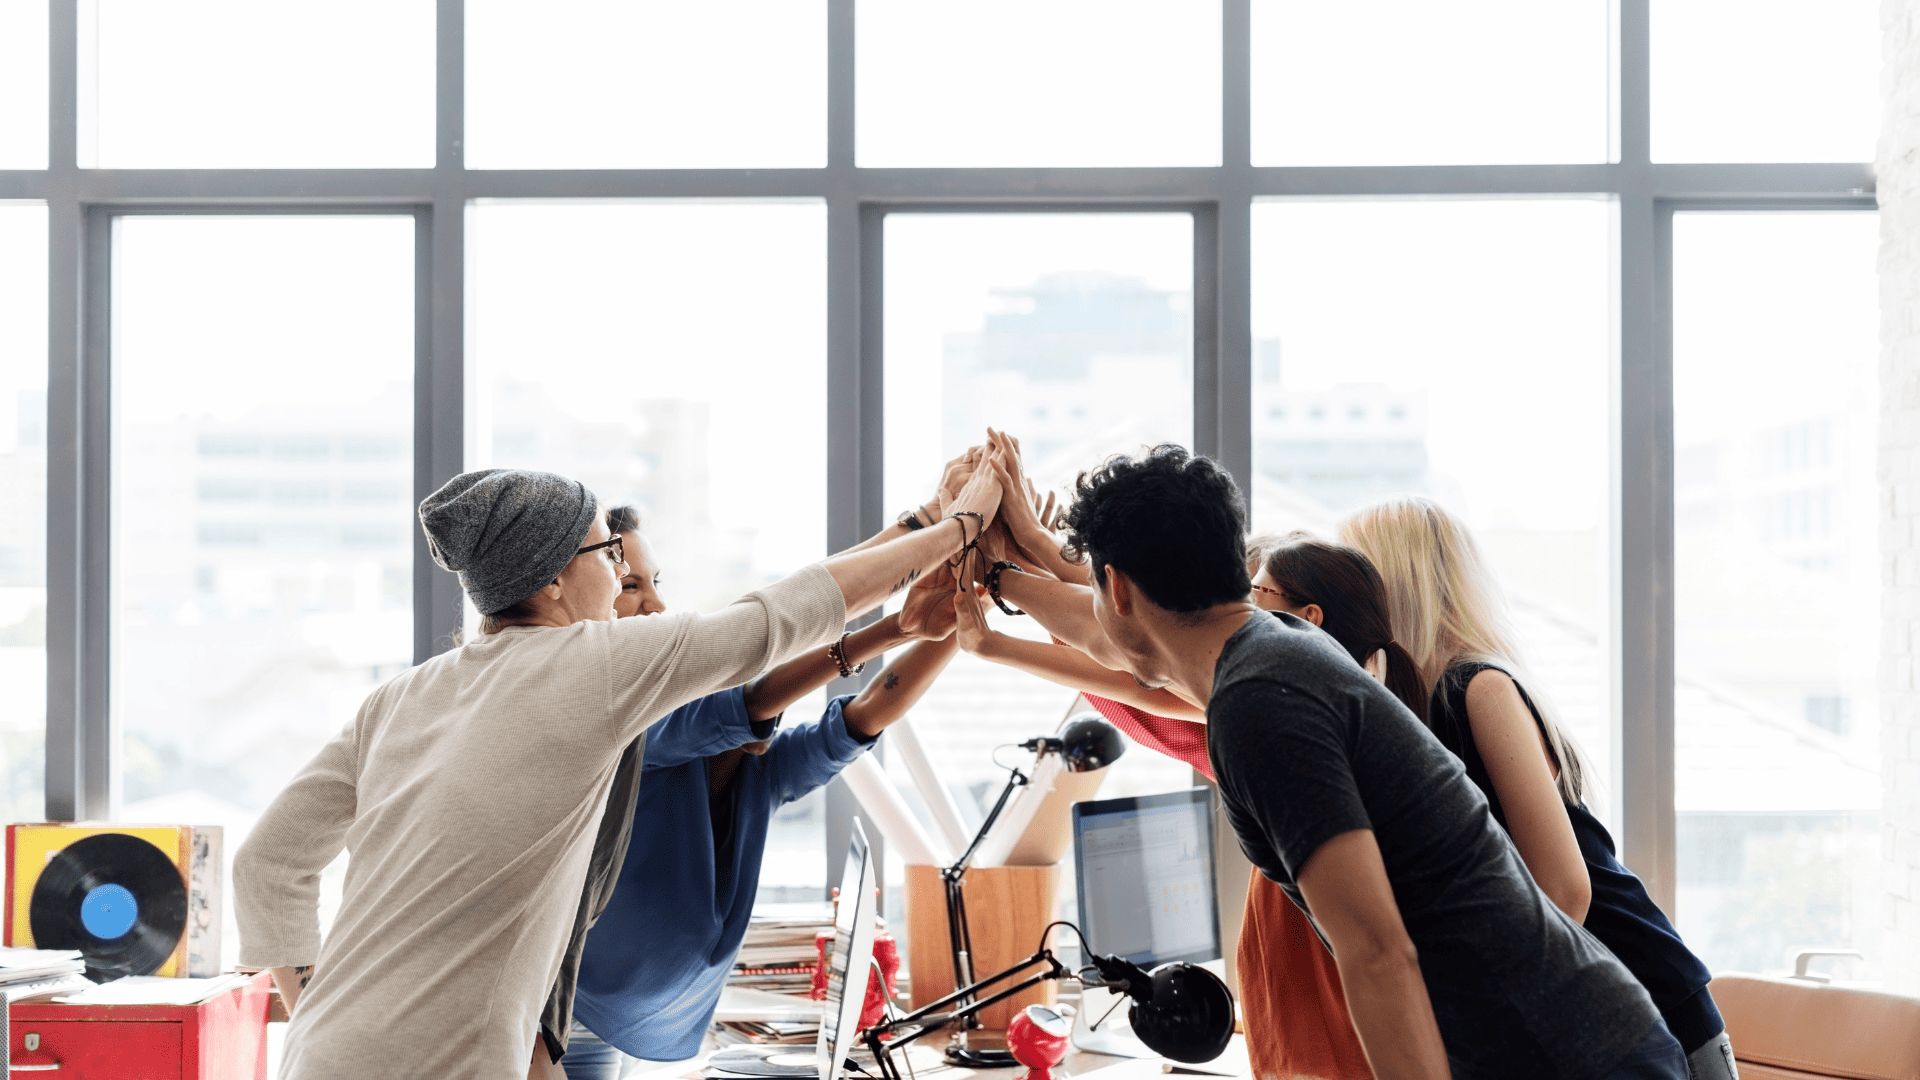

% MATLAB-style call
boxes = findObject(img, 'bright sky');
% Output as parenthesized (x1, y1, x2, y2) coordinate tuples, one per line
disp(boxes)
(1672, 213, 1881, 442)
(882, 213, 1193, 511)
(0, 204, 47, 453)
(1253, 0, 1610, 166)
(113, 216, 415, 423)
(469, 200, 828, 575)
(1, 0, 1878, 169)
(1252, 198, 1613, 532)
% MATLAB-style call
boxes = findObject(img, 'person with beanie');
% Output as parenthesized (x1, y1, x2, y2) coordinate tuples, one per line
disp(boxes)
(233, 451, 1006, 1080)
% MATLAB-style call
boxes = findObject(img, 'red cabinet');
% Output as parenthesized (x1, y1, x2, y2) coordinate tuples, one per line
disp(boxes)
(9, 973, 269, 1080)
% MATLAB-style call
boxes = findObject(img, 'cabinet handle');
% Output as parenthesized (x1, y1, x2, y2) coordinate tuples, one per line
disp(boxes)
(10, 1064, 59, 1072)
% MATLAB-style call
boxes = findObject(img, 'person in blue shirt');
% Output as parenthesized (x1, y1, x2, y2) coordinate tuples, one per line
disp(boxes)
(552, 504, 967, 1080)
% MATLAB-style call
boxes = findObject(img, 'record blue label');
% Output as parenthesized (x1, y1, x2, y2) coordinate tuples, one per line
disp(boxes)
(80, 883, 138, 940)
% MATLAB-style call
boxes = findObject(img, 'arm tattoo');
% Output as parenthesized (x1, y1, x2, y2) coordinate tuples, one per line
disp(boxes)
(883, 672, 900, 691)
(294, 965, 312, 989)
(887, 567, 922, 595)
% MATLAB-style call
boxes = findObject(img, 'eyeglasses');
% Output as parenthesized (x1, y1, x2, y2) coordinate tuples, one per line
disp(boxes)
(1250, 583, 1285, 600)
(578, 536, 626, 567)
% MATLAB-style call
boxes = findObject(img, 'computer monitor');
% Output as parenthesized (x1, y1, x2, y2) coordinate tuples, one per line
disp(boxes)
(1072, 787, 1219, 967)
(815, 818, 876, 1080)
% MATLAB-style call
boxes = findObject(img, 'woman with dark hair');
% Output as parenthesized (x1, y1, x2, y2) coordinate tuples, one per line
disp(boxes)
(1252, 530, 1428, 724)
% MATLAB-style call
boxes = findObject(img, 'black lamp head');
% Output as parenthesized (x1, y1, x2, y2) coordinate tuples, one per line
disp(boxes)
(1125, 961, 1236, 1064)
(1024, 715, 1126, 773)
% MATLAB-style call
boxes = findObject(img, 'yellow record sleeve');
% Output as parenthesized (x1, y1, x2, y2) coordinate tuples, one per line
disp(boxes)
(7, 823, 194, 978)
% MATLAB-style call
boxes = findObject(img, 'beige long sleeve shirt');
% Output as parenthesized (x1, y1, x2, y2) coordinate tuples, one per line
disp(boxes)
(233, 564, 846, 1080)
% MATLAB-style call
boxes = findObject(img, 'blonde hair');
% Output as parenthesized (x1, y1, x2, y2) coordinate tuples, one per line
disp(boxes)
(1337, 496, 1590, 806)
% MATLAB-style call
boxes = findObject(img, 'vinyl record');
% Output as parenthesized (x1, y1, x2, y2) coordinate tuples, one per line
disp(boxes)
(29, 832, 187, 982)
(706, 1047, 826, 1077)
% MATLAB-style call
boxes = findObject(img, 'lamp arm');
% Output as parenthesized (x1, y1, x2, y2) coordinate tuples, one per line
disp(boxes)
(861, 949, 1068, 1073)
(946, 765, 1029, 878)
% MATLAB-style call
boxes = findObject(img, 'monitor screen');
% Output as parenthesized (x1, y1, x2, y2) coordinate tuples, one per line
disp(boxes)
(815, 818, 876, 1080)
(1072, 787, 1219, 967)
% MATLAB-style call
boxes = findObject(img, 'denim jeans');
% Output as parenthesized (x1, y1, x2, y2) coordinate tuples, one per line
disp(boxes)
(1602, 1018, 1690, 1080)
(560, 1021, 628, 1080)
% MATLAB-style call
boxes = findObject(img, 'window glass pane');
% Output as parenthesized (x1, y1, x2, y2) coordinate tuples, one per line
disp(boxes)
(113, 215, 416, 967)
(470, 200, 828, 899)
(858, 0, 1220, 167)
(1673, 212, 1880, 979)
(1251, 0, 1609, 166)
(1653, 0, 1879, 163)
(92, 0, 434, 168)
(0, 204, 47, 820)
(0, 0, 47, 169)
(1251, 199, 1615, 813)
(466, 1, 825, 169)
(883, 213, 1198, 833)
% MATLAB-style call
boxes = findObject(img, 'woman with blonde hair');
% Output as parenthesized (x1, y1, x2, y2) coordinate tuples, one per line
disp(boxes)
(1340, 496, 1736, 1080)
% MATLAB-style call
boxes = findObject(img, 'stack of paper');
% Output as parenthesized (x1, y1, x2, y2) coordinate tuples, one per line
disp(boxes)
(732, 902, 834, 996)
(0, 947, 89, 1000)
(52, 972, 254, 1007)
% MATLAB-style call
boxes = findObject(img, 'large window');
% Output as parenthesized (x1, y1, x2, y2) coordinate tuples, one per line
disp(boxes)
(1251, 199, 1616, 813)
(1, 0, 1882, 979)
(882, 212, 1199, 821)
(0, 203, 46, 821)
(1671, 212, 1881, 978)
(111, 215, 416, 963)
(469, 200, 830, 899)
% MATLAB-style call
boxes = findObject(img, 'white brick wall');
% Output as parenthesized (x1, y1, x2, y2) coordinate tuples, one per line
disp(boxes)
(1882, 0, 1920, 994)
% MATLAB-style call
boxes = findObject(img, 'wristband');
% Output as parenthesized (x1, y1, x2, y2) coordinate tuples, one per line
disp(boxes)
(985, 560, 1027, 616)
(827, 632, 865, 679)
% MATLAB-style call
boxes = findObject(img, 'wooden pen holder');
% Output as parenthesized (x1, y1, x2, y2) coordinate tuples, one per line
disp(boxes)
(903, 863, 1059, 1032)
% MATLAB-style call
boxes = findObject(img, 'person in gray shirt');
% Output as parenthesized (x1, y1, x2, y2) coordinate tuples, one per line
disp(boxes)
(1046, 443, 1683, 1080)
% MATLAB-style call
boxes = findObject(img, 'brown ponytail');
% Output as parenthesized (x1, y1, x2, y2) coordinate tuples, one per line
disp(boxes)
(1262, 531, 1429, 724)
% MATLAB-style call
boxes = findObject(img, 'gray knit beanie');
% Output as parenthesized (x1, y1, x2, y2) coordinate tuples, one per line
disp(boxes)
(418, 469, 600, 615)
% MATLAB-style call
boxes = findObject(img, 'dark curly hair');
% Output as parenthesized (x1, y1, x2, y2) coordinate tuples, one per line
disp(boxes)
(1061, 444, 1249, 615)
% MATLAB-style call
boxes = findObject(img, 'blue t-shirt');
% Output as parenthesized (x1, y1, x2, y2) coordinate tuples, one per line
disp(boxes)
(571, 688, 874, 1060)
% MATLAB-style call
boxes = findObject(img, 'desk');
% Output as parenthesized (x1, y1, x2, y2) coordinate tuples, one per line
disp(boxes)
(10, 973, 271, 1079)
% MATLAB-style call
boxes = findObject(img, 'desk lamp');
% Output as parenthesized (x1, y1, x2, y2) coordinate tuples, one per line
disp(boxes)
(861, 923, 1234, 1080)
(941, 716, 1125, 1067)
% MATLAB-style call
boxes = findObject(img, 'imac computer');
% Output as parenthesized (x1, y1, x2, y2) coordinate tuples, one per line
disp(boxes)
(816, 818, 878, 1080)
(1070, 788, 1219, 1056)
(706, 818, 875, 1080)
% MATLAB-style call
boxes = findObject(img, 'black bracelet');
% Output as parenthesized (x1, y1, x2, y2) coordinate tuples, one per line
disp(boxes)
(948, 510, 984, 547)
(985, 560, 1027, 616)
(897, 508, 926, 531)
(827, 632, 865, 679)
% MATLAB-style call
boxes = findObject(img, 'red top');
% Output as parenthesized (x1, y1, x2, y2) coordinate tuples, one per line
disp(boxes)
(1081, 695, 1213, 782)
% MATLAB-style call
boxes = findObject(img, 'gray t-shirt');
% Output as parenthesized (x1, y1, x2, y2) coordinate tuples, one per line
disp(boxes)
(1206, 611, 1658, 1080)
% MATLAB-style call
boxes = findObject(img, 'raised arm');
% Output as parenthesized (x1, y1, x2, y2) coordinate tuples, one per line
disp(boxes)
(841, 632, 962, 739)
(1464, 669, 1591, 923)
(987, 430, 1089, 585)
(846, 447, 978, 553)
(951, 588, 1204, 721)
(989, 572, 1133, 671)
(743, 612, 918, 721)
(1297, 829, 1450, 1080)
(821, 443, 1004, 619)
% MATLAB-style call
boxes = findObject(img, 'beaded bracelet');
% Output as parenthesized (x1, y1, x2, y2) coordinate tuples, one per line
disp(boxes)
(827, 632, 865, 679)
(985, 560, 1027, 616)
